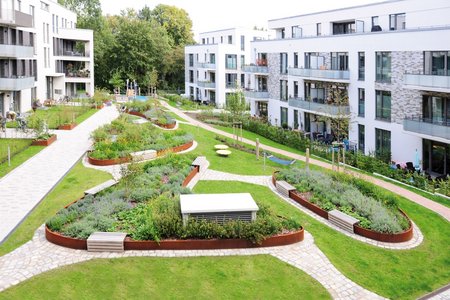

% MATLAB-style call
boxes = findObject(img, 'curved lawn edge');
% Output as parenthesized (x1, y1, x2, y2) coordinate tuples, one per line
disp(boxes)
(87, 140, 194, 166)
(45, 225, 304, 250)
(272, 172, 414, 243)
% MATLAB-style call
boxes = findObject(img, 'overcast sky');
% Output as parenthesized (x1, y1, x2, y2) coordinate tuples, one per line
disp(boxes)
(100, 0, 386, 37)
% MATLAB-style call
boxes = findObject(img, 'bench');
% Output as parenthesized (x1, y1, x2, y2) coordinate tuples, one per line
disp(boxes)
(328, 209, 360, 233)
(192, 156, 209, 172)
(275, 180, 296, 198)
(84, 179, 117, 196)
(130, 149, 157, 161)
(87, 232, 127, 252)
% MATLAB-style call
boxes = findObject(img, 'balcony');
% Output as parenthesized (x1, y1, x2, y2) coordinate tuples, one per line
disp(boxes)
(288, 97, 350, 117)
(0, 44, 33, 58)
(0, 10, 33, 27)
(242, 65, 268, 74)
(403, 117, 450, 141)
(404, 73, 450, 93)
(197, 62, 216, 69)
(289, 68, 350, 81)
(197, 81, 216, 89)
(244, 90, 269, 99)
(0, 76, 34, 91)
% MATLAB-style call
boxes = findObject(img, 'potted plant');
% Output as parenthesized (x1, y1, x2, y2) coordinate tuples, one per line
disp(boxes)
(28, 114, 56, 146)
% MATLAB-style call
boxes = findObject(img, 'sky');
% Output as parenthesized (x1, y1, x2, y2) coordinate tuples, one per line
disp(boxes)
(100, 0, 387, 37)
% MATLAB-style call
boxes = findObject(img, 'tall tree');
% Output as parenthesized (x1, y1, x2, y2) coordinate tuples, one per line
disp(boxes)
(58, 0, 102, 30)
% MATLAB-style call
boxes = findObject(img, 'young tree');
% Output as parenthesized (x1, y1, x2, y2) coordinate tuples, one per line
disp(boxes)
(226, 89, 248, 121)
(109, 71, 124, 95)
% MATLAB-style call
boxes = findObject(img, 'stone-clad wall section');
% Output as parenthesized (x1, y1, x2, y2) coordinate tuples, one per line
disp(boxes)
(268, 53, 289, 100)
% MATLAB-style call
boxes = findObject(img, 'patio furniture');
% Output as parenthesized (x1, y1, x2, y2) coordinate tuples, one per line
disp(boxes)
(328, 209, 360, 233)
(87, 232, 127, 252)
(216, 149, 231, 157)
(214, 144, 229, 150)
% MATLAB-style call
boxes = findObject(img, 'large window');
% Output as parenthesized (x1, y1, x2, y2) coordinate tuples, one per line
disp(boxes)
(188, 54, 193, 67)
(358, 88, 365, 117)
(376, 90, 391, 121)
(304, 82, 325, 103)
(225, 73, 237, 88)
(316, 23, 322, 36)
(293, 52, 298, 68)
(240, 35, 245, 51)
(358, 124, 365, 153)
(376, 52, 391, 82)
(358, 52, 365, 80)
(227, 35, 232, 44)
(332, 22, 355, 35)
(422, 95, 450, 125)
(280, 80, 288, 101)
(372, 16, 379, 27)
(389, 13, 406, 30)
(280, 107, 288, 127)
(305, 52, 324, 69)
(331, 52, 348, 70)
(292, 26, 302, 38)
(424, 51, 450, 76)
(210, 53, 215, 64)
(280, 53, 288, 74)
(293, 81, 299, 98)
(225, 54, 237, 69)
(375, 128, 391, 161)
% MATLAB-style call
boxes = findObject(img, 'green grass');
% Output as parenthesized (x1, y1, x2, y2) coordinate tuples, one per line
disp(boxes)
(194, 180, 450, 300)
(0, 138, 32, 162)
(33, 106, 96, 129)
(0, 145, 44, 178)
(180, 123, 305, 175)
(0, 256, 331, 300)
(0, 161, 112, 256)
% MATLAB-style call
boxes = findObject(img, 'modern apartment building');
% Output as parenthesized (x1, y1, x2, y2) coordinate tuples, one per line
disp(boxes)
(246, 0, 450, 177)
(185, 28, 269, 108)
(0, 0, 93, 116)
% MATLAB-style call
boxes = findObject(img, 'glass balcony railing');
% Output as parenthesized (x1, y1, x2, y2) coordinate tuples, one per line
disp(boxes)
(404, 73, 450, 90)
(0, 10, 33, 27)
(289, 68, 350, 80)
(197, 62, 216, 69)
(403, 117, 450, 140)
(288, 97, 350, 116)
(244, 90, 269, 99)
(0, 76, 34, 90)
(0, 44, 33, 58)
(242, 65, 268, 73)
(197, 81, 216, 88)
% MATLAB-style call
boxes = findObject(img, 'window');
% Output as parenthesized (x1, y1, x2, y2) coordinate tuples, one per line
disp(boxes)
(228, 35, 232, 44)
(189, 70, 193, 83)
(280, 107, 288, 127)
(240, 55, 245, 67)
(226, 73, 237, 88)
(292, 26, 302, 38)
(225, 54, 237, 69)
(44, 47, 47, 68)
(280, 80, 288, 101)
(293, 81, 299, 98)
(305, 52, 324, 69)
(376, 90, 391, 121)
(332, 22, 355, 35)
(331, 52, 348, 70)
(40, 1, 49, 11)
(280, 28, 285, 39)
(210, 53, 215, 64)
(389, 13, 406, 30)
(293, 52, 298, 68)
(202, 38, 205, 44)
(358, 52, 365, 80)
(52, 14, 55, 33)
(375, 128, 391, 161)
(240, 35, 245, 51)
(29, 5, 35, 27)
(372, 16, 379, 27)
(46, 23, 49, 43)
(240, 74, 245, 88)
(358, 88, 365, 117)
(56, 15, 58, 33)
(305, 82, 325, 102)
(424, 51, 450, 76)
(358, 124, 365, 153)
(280, 53, 288, 74)
(422, 95, 450, 125)
(16, 0, 21, 11)
(294, 110, 299, 129)
(212, 37, 214, 44)
(316, 23, 322, 36)
(376, 52, 391, 82)
(220, 36, 223, 43)
(188, 54, 193, 67)
(206, 38, 209, 44)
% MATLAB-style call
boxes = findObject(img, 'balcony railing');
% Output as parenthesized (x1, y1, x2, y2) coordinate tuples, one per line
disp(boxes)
(404, 73, 450, 91)
(0, 44, 33, 58)
(403, 117, 450, 140)
(289, 68, 350, 80)
(244, 90, 269, 99)
(197, 62, 216, 69)
(242, 65, 268, 74)
(0, 76, 34, 91)
(197, 81, 216, 88)
(0, 10, 33, 27)
(288, 97, 350, 116)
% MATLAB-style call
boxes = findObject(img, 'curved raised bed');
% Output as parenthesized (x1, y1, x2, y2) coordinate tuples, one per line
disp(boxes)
(32, 134, 57, 146)
(58, 123, 77, 130)
(126, 111, 176, 129)
(182, 165, 199, 187)
(272, 173, 413, 243)
(45, 226, 303, 251)
(88, 141, 194, 166)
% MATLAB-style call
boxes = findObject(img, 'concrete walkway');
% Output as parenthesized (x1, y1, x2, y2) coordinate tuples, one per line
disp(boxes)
(0, 106, 119, 244)
(161, 101, 450, 222)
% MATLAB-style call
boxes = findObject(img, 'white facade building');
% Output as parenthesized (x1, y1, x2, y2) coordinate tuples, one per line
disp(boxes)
(185, 28, 269, 108)
(0, 0, 94, 116)
(246, 0, 450, 177)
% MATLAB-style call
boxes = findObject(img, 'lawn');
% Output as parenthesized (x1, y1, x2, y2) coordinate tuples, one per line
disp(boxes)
(0, 256, 331, 300)
(194, 180, 450, 300)
(0, 161, 112, 256)
(0, 139, 45, 178)
(179, 123, 305, 175)
(33, 105, 97, 129)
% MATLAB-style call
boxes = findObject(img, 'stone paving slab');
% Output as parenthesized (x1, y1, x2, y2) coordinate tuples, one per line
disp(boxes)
(0, 107, 119, 244)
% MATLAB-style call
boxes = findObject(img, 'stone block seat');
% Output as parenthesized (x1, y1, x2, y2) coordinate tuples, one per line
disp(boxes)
(275, 180, 296, 198)
(87, 232, 127, 252)
(328, 209, 360, 233)
(130, 149, 157, 161)
(84, 179, 117, 196)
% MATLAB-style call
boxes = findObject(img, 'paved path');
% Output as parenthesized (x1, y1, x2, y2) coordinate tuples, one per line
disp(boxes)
(0, 225, 384, 299)
(0, 106, 119, 243)
(161, 101, 450, 222)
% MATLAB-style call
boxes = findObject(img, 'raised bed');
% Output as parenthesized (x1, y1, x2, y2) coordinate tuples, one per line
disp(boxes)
(45, 226, 304, 251)
(58, 123, 77, 130)
(88, 140, 194, 166)
(182, 165, 199, 187)
(127, 111, 176, 129)
(272, 172, 414, 243)
(31, 134, 57, 146)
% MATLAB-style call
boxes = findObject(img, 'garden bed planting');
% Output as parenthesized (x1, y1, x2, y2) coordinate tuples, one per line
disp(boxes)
(31, 134, 57, 146)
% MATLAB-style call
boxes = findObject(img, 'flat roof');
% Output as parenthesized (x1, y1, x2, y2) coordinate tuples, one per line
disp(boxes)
(180, 193, 259, 214)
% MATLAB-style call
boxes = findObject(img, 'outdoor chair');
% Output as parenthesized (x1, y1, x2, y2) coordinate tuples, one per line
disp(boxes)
(406, 162, 415, 173)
